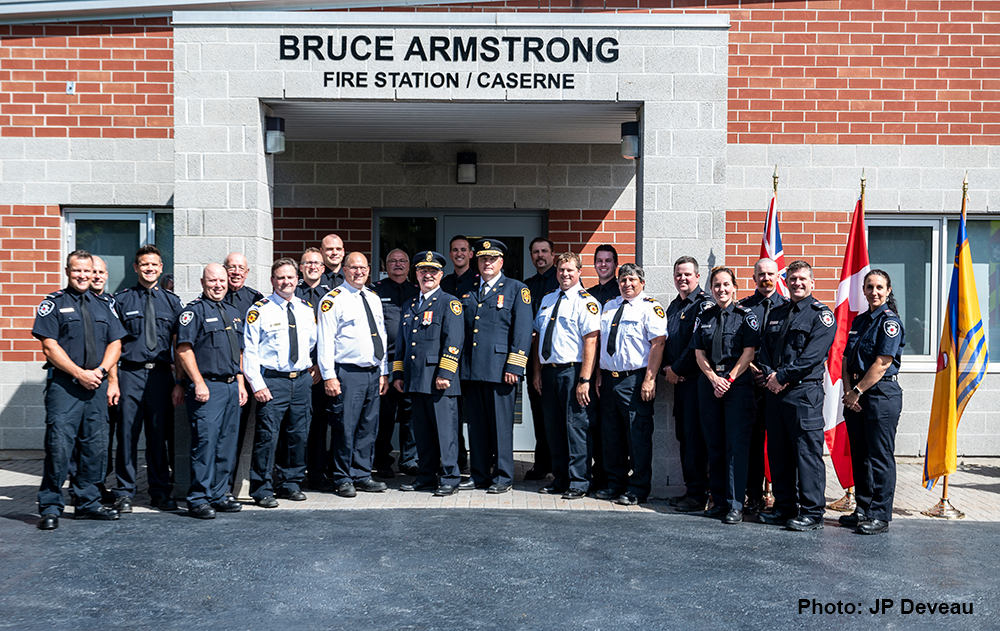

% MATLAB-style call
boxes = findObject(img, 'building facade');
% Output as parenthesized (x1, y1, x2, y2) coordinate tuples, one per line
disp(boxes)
(2, 1, 998, 487)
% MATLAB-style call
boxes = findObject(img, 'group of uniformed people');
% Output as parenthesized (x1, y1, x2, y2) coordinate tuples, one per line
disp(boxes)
(33, 235, 904, 536)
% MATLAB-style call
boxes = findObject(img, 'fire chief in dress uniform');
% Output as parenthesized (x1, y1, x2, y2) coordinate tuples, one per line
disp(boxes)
(457, 239, 533, 494)
(393, 251, 465, 496)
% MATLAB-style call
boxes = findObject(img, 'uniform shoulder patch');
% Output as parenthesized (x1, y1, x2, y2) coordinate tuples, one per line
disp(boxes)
(653, 305, 666, 319)
(820, 310, 835, 328)
(450, 300, 462, 316)
(247, 309, 259, 324)
(745, 312, 759, 330)
(37, 300, 55, 317)
(521, 287, 531, 304)
(699, 301, 714, 313)
(320, 299, 334, 313)
(587, 302, 599, 315)
(179, 311, 195, 327)
(884, 320, 900, 338)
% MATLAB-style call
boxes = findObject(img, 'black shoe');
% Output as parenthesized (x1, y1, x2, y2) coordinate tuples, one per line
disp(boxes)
(457, 479, 479, 491)
(38, 514, 59, 530)
(667, 494, 688, 507)
(336, 482, 357, 498)
(857, 519, 889, 535)
(743, 498, 764, 516)
(595, 488, 624, 501)
(839, 511, 868, 528)
(212, 498, 243, 513)
(400, 481, 437, 492)
(616, 492, 642, 506)
(675, 496, 707, 513)
(562, 488, 586, 500)
(786, 515, 824, 531)
(524, 468, 550, 480)
(307, 478, 336, 492)
(757, 511, 792, 526)
(434, 484, 458, 497)
(487, 483, 512, 494)
(75, 506, 119, 521)
(355, 479, 388, 493)
(255, 496, 279, 509)
(189, 504, 216, 520)
(704, 505, 728, 518)
(722, 509, 743, 525)
(277, 489, 307, 501)
(399, 465, 420, 477)
(151, 496, 179, 511)
(375, 468, 395, 479)
(538, 484, 566, 495)
(113, 496, 133, 514)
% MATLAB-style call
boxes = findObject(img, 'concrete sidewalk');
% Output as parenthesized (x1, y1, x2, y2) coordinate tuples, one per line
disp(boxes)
(2, 451, 998, 522)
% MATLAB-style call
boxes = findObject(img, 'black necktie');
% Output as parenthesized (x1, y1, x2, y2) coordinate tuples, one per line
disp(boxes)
(606, 300, 627, 356)
(418, 295, 426, 312)
(480, 283, 489, 301)
(216, 302, 240, 369)
(287, 302, 299, 365)
(773, 304, 795, 367)
(711, 308, 728, 365)
(360, 293, 385, 361)
(144, 290, 157, 351)
(541, 292, 565, 360)
(762, 296, 773, 328)
(80, 293, 98, 369)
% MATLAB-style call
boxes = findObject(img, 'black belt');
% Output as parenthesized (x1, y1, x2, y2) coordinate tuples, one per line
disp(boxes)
(264, 368, 308, 379)
(120, 361, 170, 371)
(543, 362, 578, 370)
(851, 373, 897, 383)
(204, 375, 236, 383)
(338, 364, 379, 373)
(603, 367, 644, 379)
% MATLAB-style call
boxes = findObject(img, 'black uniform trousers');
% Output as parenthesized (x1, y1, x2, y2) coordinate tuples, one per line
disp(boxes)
(600, 370, 654, 500)
(328, 365, 381, 484)
(541, 364, 593, 492)
(844, 381, 902, 522)
(69, 401, 117, 498)
(249, 372, 312, 499)
(185, 379, 240, 508)
(306, 382, 331, 484)
(463, 380, 517, 487)
(410, 392, 461, 487)
(38, 372, 110, 516)
(115, 365, 173, 500)
(765, 381, 827, 518)
(698, 374, 756, 511)
(525, 362, 551, 473)
(746, 384, 769, 505)
(374, 386, 418, 472)
(674, 378, 708, 500)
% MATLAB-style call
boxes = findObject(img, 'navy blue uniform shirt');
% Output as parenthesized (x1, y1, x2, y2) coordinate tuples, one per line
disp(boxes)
(32, 287, 127, 370)
(321, 267, 346, 291)
(691, 302, 761, 369)
(587, 279, 621, 307)
(441, 267, 478, 299)
(759, 295, 837, 385)
(223, 285, 263, 321)
(524, 266, 558, 317)
(113, 284, 184, 365)
(176, 296, 245, 378)
(295, 278, 332, 318)
(664, 286, 712, 377)
(739, 289, 789, 363)
(845, 303, 905, 377)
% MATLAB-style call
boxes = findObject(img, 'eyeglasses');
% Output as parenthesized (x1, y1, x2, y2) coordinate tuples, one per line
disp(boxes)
(225, 265, 248, 273)
(387, 259, 408, 265)
(347, 265, 369, 272)
(301, 261, 324, 267)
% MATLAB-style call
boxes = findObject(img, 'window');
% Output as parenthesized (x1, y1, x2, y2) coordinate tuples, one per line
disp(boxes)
(65, 209, 173, 294)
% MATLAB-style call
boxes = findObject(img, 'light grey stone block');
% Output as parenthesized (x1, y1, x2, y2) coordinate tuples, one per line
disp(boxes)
(337, 186, 383, 208)
(643, 46, 699, 74)
(470, 187, 515, 208)
(548, 187, 589, 210)
(335, 143, 382, 164)
(514, 187, 547, 209)
(382, 186, 426, 208)
(425, 186, 470, 208)
(361, 163, 406, 186)
(567, 165, 612, 188)
(113, 183, 164, 206)
(91, 161, 136, 184)
(672, 74, 726, 103)
(68, 183, 115, 205)
(0, 137, 26, 160)
(493, 165, 538, 187)
(589, 187, 631, 211)
(315, 163, 360, 186)
(900, 145, 944, 168)
(617, 73, 672, 101)
(276, 162, 316, 185)
(402, 163, 448, 187)
(5, 161, 47, 183)
(24, 183, 70, 205)
(612, 165, 638, 188)
(28, 138, 71, 161)
(289, 185, 338, 207)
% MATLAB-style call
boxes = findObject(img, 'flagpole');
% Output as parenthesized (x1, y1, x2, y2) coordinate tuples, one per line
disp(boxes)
(922, 173, 970, 521)
(773, 165, 778, 193)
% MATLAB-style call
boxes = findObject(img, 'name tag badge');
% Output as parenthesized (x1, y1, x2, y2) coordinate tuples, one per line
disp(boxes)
(59, 307, 75, 313)
(205, 317, 218, 323)
(126, 310, 140, 316)
(497, 295, 504, 309)
(422, 311, 433, 326)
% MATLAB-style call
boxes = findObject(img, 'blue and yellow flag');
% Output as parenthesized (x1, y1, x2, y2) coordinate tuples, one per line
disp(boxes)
(923, 178, 990, 489)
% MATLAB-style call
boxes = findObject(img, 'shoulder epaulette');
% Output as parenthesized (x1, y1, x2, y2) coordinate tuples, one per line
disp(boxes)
(810, 301, 826, 310)
(188, 296, 203, 304)
(885, 309, 897, 317)
(579, 290, 592, 298)
(163, 287, 178, 297)
(735, 304, 751, 314)
(94, 292, 112, 303)
(642, 296, 655, 303)
(117, 287, 132, 296)
(699, 301, 715, 313)
(46, 289, 64, 299)
(253, 299, 268, 307)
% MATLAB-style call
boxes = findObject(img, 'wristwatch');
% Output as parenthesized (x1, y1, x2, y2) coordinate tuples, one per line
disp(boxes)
(577, 377, 591, 385)
(97, 366, 108, 379)
(852, 385, 863, 396)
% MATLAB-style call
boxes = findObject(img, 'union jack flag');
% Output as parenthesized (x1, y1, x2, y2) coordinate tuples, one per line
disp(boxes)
(759, 190, 789, 297)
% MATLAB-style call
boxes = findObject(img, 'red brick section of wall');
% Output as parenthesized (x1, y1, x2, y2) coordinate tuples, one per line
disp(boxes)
(726, 207, 850, 306)
(0, 205, 63, 362)
(275, 207, 636, 287)
(408, 0, 1000, 146)
(0, 18, 172, 138)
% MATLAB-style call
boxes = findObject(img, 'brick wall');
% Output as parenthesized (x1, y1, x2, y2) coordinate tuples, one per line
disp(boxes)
(550, 209, 636, 287)
(0, 205, 63, 362)
(273, 207, 374, 263)
(0, 18, 173, 139)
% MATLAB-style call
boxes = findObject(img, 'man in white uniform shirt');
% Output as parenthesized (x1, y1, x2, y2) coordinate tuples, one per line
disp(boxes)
(317, 252, 389, 498)
(531, 252, 601, 500)
(243, 258, 319, 508)
(597, 263, 667, 506)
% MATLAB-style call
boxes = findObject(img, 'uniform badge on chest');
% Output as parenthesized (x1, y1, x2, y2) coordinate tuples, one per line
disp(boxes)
(422, 311, 433, 326)
(497, 295, 504, 309)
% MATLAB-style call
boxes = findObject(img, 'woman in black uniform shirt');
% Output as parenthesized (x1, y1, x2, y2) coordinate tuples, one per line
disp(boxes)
(841, 269, 905, 535)
(692, 267, 760, 525)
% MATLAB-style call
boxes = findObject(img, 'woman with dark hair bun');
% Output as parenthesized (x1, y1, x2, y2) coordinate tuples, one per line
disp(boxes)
(840, 269, 905, 535)
(690, 267, 760, 525)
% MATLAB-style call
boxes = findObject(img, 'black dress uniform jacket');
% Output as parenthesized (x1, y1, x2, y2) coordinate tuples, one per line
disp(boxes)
(224, 285, 263, 321)
(393, 290, 464, 396)
(113, 285, 183, 365)
(459, 273, 533, 381)
(441, 267, 477, 299)
(664, 287, 712, 378)
(758, 295, 836, 386)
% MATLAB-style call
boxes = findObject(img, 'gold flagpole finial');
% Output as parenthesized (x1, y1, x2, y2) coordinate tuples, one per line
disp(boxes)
(860, 168, 866, 194)
(772, 165, 779, 193)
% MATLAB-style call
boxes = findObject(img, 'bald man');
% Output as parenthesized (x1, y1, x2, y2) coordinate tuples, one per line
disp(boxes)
(320, 234, 346, 289)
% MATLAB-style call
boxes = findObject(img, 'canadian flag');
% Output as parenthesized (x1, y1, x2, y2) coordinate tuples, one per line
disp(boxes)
(822, 192, 870, 488)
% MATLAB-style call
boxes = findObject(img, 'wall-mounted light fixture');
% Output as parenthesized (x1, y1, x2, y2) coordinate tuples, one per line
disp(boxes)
(457, 152, 477, 184)
(265, 116, 286, 154)
(621, 121, 640, 160)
